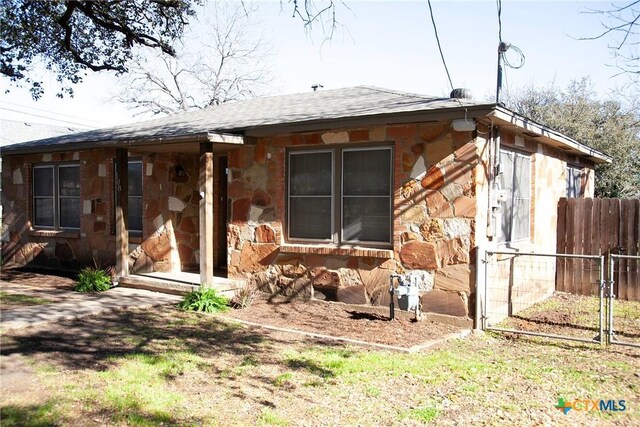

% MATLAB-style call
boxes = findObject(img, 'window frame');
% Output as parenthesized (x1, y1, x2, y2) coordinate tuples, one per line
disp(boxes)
(566, 165, 582, 198)
(113, 159, 143, 235)
(340, 146, 394, 245)
(32, 163, 80, 230)
(287, 149, 335, 243)
(286, 144, 394, 247)
(498, 148, 531, 244)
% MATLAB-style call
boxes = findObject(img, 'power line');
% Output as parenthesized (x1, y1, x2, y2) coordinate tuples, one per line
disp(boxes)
(0, 106, 94, 129)
(427, 0, 454, 92)
(0, 100, 111, 127)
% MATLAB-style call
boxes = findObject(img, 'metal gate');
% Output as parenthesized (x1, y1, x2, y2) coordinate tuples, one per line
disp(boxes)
(479, 249, 640, 348)
(608, 254, 640, 348)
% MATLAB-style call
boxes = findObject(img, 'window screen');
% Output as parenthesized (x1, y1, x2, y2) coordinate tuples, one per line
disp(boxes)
(114, 160, 144, 233)
(342, 148, 392, 243)
(288, 151, 333, 240)
(499, 150, 531, 243)
(33, 164, 80, 229)
(287, 146, 393, 245)
(566, 166, 582, 198)
(128, 161, 143, 232)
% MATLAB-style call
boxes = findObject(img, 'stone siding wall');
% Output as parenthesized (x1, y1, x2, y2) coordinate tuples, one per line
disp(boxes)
(226, 122, 478, 318)
(1, 151, 200, 273)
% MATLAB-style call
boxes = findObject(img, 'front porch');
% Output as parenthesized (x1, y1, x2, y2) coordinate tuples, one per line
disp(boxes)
(112, 133, 249, 290)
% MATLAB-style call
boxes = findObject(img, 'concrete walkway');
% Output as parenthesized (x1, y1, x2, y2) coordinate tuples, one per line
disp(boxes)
(1, 283, 181, 331)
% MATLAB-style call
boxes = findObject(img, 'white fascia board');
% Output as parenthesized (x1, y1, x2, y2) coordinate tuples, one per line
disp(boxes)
(207, 132, 247, 145)
(490, 107, 612, 164)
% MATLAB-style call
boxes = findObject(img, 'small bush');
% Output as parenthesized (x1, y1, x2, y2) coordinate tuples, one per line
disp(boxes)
(178, 287, 230, 313)
(74, 267, 112, 292)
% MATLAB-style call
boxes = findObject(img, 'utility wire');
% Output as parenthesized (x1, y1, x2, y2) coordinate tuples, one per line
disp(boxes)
(0, 107, 94, 129)
(427, 0, 454, 92)
(0, 100, 111, 127)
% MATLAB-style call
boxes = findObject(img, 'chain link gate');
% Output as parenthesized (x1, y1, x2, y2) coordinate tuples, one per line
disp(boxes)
(479, 249, 640, 347)
(608, 254, 640, 348)
(480, 250, 606, 345)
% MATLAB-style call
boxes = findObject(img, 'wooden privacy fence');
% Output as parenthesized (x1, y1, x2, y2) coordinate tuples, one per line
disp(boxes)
(557, 198, 640, 300)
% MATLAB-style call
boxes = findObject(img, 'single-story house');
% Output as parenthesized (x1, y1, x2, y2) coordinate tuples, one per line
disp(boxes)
(1, 86, 610, 323)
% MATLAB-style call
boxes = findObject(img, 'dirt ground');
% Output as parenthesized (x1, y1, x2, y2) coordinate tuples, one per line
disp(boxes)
(499, 291, 640, 345)
(225, 296, 463, 348)
(1, 268, 77, 289)
(1, 268, 466, 348)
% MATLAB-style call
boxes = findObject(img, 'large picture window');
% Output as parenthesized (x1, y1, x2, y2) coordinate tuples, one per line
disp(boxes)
(114, 160, 143, 233)
(287, 146, 392, 245)
(498, 149, 531, 243)
(33, 164, 80, 229)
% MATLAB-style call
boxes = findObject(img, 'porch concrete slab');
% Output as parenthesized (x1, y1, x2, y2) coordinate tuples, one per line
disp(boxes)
(0, 285, 181, 331)
(120, 272, 245, 297)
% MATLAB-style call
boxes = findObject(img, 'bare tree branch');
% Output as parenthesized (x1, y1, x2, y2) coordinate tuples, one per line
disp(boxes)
(116, 1, 271, 115)
(578, 1, 640, 75)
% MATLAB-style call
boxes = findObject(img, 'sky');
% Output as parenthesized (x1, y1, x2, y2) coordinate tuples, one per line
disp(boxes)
(0, 0, 634, 130)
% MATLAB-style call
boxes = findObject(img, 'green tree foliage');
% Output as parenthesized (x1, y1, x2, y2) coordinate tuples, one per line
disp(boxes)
(0, 0, 198, 99)
(504, 78, 640, 198)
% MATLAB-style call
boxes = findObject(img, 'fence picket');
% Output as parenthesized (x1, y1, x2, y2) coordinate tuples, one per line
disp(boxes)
(557, 197, 639, 301)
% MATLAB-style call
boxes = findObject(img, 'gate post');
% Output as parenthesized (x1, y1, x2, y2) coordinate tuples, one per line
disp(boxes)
(475, 244, 486, 331)
(598, 255, 605, 345)
(607, 252, 615, 345)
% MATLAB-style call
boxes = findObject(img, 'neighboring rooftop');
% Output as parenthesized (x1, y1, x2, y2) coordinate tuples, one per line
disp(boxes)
(0, 119, 81, 147)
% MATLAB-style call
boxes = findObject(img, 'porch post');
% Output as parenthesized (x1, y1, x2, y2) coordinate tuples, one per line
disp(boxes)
(199, 142, 214, 286)
(115, 148, 129, 279)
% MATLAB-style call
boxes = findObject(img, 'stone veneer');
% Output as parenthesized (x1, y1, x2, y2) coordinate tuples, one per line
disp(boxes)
(1, 150, 200, 273)
(226, 122, 479, 318)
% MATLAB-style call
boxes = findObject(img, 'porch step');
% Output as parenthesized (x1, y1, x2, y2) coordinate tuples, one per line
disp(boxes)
(119, 273, 245, 298)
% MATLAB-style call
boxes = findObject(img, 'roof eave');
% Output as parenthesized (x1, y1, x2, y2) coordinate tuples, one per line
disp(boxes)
(489, 106, 612, 164)
(0, 132, 251, 156)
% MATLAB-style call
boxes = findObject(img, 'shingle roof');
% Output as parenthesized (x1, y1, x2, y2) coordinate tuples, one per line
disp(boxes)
(2, 86, 489, 153)
(0, 119, 80, 147)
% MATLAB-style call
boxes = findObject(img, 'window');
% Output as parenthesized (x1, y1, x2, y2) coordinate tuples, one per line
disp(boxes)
(33, 164, 80, 229)
(114, 160, 143, 233)
(287, 146, 392, 245)
(498, 149, 531, 243)
(566, 166, 582, 198)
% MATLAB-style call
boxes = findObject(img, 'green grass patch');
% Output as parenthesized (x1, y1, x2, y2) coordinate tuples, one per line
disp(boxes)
(407, 405, 440, 423)
(60, 351, 205, 424)
(258, 409, 289, 426)
(0, 401, 60, 427)
(0, 291, 51, 306)
(274, 372, 293, 387)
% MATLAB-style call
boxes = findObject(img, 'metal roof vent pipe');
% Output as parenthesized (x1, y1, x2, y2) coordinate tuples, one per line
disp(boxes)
(450, 88, 473, 99)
